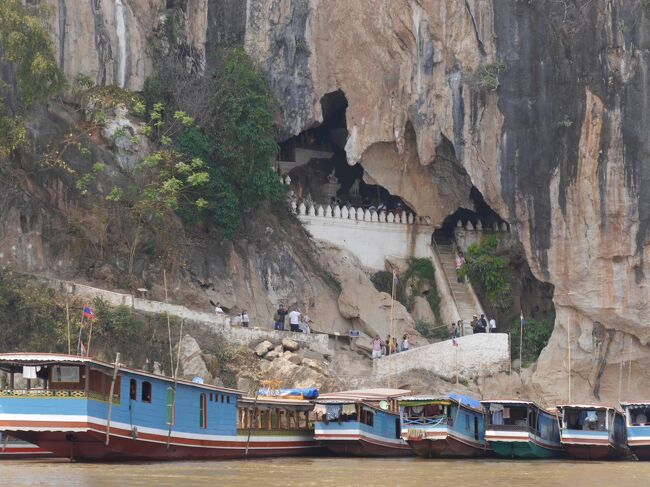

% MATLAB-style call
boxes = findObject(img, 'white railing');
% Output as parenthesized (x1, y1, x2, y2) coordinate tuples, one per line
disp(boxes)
(292, 201, 427, 225)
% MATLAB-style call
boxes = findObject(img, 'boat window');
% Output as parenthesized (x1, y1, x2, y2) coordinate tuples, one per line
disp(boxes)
(565, 409, 607, 431)
(166, 388, 175, 425)
(630, 406, 650, 426)
(141, 381, 152, 403)
(488, 405, 527, 426)
(129, 379, 137, 401)
(221, 394, 224, 403)
(227, 395, 231, 404)
(209, 393, 213, 402)
(465, 414, 470, 431)
(361, 409, 374, 427)
(199, 393, 207, 429)
(474, 417, 479, 440)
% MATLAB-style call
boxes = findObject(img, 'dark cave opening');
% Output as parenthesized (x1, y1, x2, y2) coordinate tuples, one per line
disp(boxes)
(278, 90, 410, 212)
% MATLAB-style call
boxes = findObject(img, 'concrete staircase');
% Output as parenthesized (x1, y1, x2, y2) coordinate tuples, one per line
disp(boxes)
(433, 236, 484, 332)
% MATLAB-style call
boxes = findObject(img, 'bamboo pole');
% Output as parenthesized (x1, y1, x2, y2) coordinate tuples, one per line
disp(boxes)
(66, 302, 71, 355)
(519, 314, 523, 374)
(164, 269, 174, 374)
(618, 358, 624, 404)
(387, 269, 396, 388)
(105, 353, 121, 445)
(77, 310, 85, 355)
(166, 319, 184, 449)
(566, 315, 571, 404)
(86, 316, 95, 357)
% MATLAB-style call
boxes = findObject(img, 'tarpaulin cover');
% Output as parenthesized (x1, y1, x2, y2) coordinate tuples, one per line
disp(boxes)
(449, 394, 482, 410)
(257, 388, 319, 399)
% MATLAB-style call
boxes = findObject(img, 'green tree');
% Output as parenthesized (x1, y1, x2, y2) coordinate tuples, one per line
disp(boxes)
(510, 318, 554, 366)
(0, 0, 65, 154)
(461, 235, 511, 310)
(204, 47, 283, 237)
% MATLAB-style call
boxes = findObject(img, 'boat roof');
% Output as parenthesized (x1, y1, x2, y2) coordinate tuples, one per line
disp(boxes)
(398, 394, 483, 412)
(556, 404, 617, 411)
(315, 388, 410, 404)
(0, 352, 242, 396)
(239, 396, 313, 408)
(621, 402, 650, 407)
(481, 399, 554, 412)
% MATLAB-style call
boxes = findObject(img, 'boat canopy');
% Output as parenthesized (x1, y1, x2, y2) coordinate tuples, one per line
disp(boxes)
(0, 352, 242, 395)
(399, 394, 482, 411)
(315, 388, 410, 403)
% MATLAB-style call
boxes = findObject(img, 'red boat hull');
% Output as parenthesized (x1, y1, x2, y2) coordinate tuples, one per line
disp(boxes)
(408, 435, 490, 458)
(564, 443, 628, 460)
(9, 430, 322, 462)
(321, 439, 413, 457)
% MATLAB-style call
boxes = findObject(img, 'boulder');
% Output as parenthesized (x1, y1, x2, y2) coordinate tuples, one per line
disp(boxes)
(282, 337, 300, 352)
(265, 349, 281, 361)
(255, 340, 273, 357)
(302, 358, 330, 376)
(176, 335, 213, 384)
(288, 354, 303, 365)
(411, 296, 436, 324)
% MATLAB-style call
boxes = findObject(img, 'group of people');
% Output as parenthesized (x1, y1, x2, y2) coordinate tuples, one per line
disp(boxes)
(215, 302, 251, 328)
(273, 304, 311, 333)
(371, 334, 410, 359)
(471, 314, 496, 334)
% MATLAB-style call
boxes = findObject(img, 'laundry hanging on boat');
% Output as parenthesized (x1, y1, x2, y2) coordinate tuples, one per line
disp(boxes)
(22, 366, 38, 379)
(325, 404, 342, 421)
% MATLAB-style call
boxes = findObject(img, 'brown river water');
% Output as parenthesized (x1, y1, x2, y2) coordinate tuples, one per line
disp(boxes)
(1, 457, 648, 486)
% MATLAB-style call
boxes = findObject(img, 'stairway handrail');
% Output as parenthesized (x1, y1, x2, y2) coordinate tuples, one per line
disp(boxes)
(430, 239, 461, 323)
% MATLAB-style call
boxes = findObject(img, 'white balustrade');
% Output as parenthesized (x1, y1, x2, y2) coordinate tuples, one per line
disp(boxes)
(325, 205, 332, 217)
(379, 211, 386, 222)
(501, 222, 508, 232)
(341, 206, 349, 219)
(466, 221, 474, 231)
(456, 220, 463, 228)
(408, 213, 414, 224)
(363, 209, 371, 222)
(298, 202, 306, 215)
(387, 212, 395, 223)
(308, 204, 316, 217)
(317, 205, 324, 217)
(493, 222, 499, 231)
(476, 220, 483, 231)
(334, 205, 341, 218)
(371, 210, 378, 222)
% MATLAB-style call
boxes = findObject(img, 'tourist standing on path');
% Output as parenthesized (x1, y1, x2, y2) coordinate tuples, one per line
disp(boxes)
(214, 302, 224, 314)
(391, 336, 398, 354)
(489, 317, 496, 333)
(448, 322, 457, 339)
(385, 335, 392, 356)
(288, 307, 302, 332)
(474, 314, 487, 333)
(401, 334, 410, 352)
(241, 309, 250, 328)
(372, 335, 382, 359)
(455, 252, 464, 283)
(470, 315, 478, 333)
(274, 304, 288, 331)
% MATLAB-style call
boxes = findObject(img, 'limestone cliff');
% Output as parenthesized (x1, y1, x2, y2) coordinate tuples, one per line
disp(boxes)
(4, 0, 650, 402)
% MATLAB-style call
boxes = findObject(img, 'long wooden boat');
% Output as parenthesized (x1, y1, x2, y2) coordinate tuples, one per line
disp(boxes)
(400, 394, 489, 458)
(0, 433, 53, 459)
(482, 400, 564, 459)
(557, 404, 629, 460)
(313, 389, 414, 457)
(621, 402, 650, 460)
(0, 353, 319, 461)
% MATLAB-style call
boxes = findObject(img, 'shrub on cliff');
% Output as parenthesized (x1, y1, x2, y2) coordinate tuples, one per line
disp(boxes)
(0, 0, 65, 154)
(510, 318, 554, 366)
(460, 235, 511, 311)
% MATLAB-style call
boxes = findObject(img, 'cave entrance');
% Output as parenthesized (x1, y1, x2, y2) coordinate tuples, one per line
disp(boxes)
(434, 187, 507, 241)
(278, 90, 410, 212)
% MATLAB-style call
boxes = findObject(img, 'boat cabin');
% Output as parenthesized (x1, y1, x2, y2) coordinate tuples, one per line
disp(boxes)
(622, 402, 650, 427)
(237, 397, 314, 433)
(313, 389, 412, 457)
(558, 405, 624, 435)
(483, 400, 558, 437)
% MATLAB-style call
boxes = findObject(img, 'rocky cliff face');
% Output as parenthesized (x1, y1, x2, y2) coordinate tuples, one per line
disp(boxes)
(10, 0, 650, 401)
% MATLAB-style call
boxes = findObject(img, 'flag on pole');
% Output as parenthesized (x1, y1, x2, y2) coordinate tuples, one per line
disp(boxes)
(83, 306, 97, 320)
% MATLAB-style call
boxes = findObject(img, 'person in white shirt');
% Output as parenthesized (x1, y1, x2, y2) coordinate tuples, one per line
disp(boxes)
(489, 318, 496, 333)
(288, 308, 301, 332)
(214, 302, 224, 314)
(241, 309, 250, 328)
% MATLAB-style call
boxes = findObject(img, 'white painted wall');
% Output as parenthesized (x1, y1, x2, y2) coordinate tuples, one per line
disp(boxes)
(298, 214, 433, 270)
(373, 333, 509, 381)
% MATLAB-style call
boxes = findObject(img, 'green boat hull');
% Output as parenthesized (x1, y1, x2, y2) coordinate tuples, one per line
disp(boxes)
(490, 441, 564, 459)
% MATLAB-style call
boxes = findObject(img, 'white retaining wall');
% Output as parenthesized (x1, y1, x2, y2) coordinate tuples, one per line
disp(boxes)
(41, 278, 330, 354)
(297, 206, 434, 270)
(373, 333, 509, 381)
